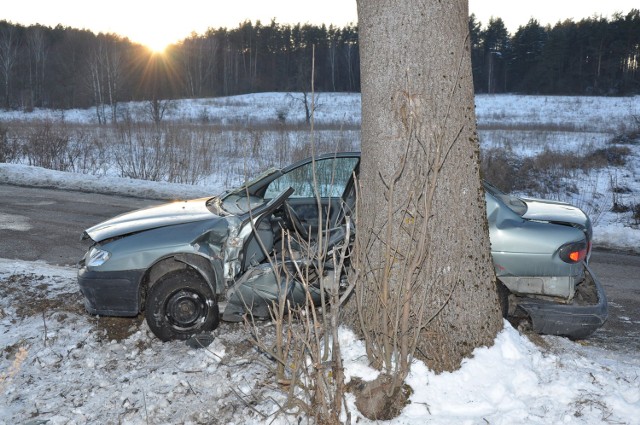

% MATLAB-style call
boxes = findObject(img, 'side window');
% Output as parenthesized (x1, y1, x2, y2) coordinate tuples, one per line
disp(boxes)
(265, 157, 359, 199)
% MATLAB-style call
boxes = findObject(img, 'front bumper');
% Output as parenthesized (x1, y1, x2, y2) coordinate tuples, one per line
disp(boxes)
(78, 266, 144, 317)
(517, 264, 608, 339)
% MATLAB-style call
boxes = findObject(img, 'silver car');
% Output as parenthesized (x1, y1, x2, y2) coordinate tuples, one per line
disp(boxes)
(78, 153, 607, 341)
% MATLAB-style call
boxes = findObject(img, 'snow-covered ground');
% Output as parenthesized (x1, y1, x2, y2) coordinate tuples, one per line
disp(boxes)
(1, 258, 639, 424)
(1, 93, 640, 424)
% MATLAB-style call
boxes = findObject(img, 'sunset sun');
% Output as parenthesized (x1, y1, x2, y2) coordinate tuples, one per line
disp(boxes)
(142, 36, 172, 53)
(132, 26, 182, 53)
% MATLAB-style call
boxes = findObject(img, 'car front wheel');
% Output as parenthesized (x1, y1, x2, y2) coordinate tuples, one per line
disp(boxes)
(145, 270, 219, 341)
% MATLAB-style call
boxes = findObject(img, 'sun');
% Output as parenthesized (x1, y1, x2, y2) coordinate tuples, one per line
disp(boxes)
(134, 31, 176, 53)
(144, 38, 171, 54)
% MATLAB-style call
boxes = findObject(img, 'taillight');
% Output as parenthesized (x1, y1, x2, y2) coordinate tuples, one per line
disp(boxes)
(558, 241, 588, 264)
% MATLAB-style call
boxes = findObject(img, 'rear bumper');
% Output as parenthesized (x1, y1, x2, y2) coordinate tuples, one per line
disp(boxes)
(517, 264, 608, 339)
(78, 267, 144, 317)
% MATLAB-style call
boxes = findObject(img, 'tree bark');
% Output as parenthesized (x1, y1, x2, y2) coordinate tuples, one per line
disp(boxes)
(349, 0, 503, 375)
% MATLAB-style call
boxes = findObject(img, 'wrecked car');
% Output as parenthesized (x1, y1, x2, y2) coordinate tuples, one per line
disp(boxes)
(78, 152, 607, 341)
(79, 153, 359, 341)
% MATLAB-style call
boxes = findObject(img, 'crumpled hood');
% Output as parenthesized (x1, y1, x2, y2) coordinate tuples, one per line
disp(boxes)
(522, 197, 591, 233)
(85, 197, 218, 242)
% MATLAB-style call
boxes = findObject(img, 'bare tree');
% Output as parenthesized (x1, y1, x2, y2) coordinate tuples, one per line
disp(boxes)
(347, 0, 503, 418)
(286, 91, 320, 125)
(27, 27, 47, 110)
(88, 35, 123, 124)
(0, 25, 18, 109)
(327, 26, 339, 92)
(342, 26, 359, 92)
(181, 34, 218, 98)
(88, 47, 106, 124)
(222, 38, 237, 96)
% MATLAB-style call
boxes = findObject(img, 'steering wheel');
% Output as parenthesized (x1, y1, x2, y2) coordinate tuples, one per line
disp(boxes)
(283, 201, 310, 240)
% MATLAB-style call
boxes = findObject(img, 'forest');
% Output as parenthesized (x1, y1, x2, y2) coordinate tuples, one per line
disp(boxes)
(0, 9, 639, 116)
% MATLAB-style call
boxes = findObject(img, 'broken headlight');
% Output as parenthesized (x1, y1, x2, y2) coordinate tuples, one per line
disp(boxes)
(86, 246, 111, 267)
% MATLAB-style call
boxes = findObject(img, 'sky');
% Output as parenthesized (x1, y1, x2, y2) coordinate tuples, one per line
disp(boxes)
(1, 1, 638, 52)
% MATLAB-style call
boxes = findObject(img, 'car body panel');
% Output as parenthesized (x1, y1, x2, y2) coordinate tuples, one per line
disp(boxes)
(78, 267, 144, 316)
(485, 185, 587, 300)
(522, 197, 591, 231)
(518, 264, 607, 338)
(85, 197, 218, 242)
(222, 262, 323, 322)
(86, 219, 228, 272)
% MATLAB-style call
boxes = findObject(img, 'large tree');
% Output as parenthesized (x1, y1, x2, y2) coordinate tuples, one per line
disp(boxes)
(348, 0, 503, 416)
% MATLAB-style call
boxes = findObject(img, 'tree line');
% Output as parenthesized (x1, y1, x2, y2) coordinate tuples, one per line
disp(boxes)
(0, 10, 638, 116)
(470, 10, 640, 95)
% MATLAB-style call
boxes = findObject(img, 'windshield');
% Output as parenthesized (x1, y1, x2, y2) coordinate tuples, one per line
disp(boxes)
(215, 167, 281, 215)
(483, 181, 528, 216)
(219, 193, 265, 215)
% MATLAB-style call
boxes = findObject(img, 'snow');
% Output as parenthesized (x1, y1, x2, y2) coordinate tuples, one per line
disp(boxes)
(0, 92, 362, 127)
(0, 163, 214, 201)
(2, 93, 640, 424)
(2, 257, 639, 424)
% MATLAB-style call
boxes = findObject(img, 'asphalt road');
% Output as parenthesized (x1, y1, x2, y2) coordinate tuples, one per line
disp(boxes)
(0, 183, 638, 351)
(588, 250, 640, 352)
(0, 183, 162, 266)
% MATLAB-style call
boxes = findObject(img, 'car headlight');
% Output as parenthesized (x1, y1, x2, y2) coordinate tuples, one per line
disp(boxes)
(86, 246, 111, 267)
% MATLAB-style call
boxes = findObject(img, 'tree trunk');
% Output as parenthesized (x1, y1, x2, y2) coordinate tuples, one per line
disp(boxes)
(349, 0, 502, 379)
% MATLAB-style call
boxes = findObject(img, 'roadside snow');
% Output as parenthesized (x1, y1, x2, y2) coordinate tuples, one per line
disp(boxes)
(0, 163, 215, 201)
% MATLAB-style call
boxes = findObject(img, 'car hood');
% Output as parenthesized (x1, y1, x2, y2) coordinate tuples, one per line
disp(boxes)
(85, 197, 219, 242)
(521, 197, 590, 230)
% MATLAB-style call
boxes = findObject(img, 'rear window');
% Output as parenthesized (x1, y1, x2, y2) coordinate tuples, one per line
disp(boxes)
(483, 181, 527, 216)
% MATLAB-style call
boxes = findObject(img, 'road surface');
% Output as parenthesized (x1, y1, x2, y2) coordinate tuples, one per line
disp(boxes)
(0, 183, 162, 266)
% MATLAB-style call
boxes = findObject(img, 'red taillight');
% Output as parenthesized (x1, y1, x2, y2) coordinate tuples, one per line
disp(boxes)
(559, 241, 588, 264)
(569, 250, 583, 262)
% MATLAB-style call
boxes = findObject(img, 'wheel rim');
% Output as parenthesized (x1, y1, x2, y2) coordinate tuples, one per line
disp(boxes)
(165, 289, 207, 330)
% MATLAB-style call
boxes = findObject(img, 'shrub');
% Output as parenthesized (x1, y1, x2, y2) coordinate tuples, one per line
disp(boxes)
(611, 202, 631, 213)
(633, 203, 640, 225)
(481, 143, 632, 197)
(479, 147, 521, 193)
(0, 122, 22, 164)
(611, 127, 640, 145)
(0, 122, 8, 162)
(23, 120, 74, 171)
(584, 146, 631, 167)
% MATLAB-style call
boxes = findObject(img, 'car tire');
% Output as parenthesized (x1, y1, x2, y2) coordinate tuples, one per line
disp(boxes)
(145, 270, 219, 341)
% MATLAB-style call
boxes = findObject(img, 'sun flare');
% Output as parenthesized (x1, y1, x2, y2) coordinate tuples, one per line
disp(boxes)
(135, 31, 177, 53)
(144, 38, 171, 54)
